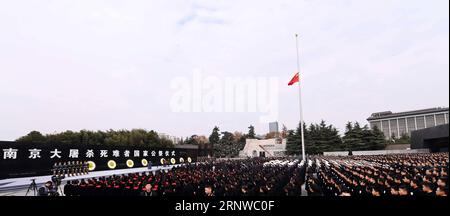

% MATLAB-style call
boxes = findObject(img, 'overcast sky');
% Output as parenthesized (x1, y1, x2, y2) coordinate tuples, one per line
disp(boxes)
(0, 0, 448, 141)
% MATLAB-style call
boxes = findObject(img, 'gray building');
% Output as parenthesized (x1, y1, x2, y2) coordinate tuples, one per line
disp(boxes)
(367, 107, 449, 139)
(411, 124, 448, 152)
(269, 122, 279, 133)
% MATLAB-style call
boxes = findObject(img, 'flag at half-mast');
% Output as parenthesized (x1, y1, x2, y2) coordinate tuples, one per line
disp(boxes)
(287, 72, 299, 86)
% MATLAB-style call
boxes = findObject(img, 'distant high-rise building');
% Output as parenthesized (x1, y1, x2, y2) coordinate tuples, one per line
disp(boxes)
(269, 122, 279, 133)
(367, 107, 449, 139)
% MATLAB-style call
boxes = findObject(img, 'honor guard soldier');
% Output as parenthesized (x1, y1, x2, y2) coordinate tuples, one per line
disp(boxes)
(71, 161, 77, 176)
(52, 162, 58, 176)
(56, 162, 63, 177)
(83, 161, 89, 174)
(67, 161, 73, 177)
(73, 161, 78, 176)
(71, 161, 76, 176)
(75, 161, 81, 176)
(62, 162, 68, 177)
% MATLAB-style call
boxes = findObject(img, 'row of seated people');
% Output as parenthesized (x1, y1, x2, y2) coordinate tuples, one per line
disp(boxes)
(305, 153, 448, 196)
(63, 157, 306, 196)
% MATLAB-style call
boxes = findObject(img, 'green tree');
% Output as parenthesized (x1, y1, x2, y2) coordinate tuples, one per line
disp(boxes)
(286, 130, 300, 155)
(318, 121, 343, 152)
(214, 132, 230, 157)
(16, 131, 46, 143)
(351, 122, 366, 150)
(368, 126, 387, 150)
(247, 125, 256, 139)
(17, 129, 176, 148)
(184, 135, 200, 145)
(208, 126, 220, 150)
(281, 124, 288, 138)
(343, 122, 386, 151)
(286, 122, 309, 155)
(220, 131, 234, 143)
(395, 133, 410, 144)
(159, 137, 175, 148)
(343, 122, 357, 151)
(303, 120, 342, 154)
(306, 123, 318, 154)
(207, 130, 247, 158)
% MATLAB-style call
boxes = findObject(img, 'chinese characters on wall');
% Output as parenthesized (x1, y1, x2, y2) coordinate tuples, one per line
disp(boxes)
(2, 148, 176, 160)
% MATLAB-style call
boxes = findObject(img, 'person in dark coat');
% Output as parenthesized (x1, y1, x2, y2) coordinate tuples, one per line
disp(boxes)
(422, 182, 435, 196)
(64, 180, 72, 196)
(38, 181, 58, 196)
(140, 183, 157, 196)
(204, 185, 214, 196)
(410, 179, 422, 196)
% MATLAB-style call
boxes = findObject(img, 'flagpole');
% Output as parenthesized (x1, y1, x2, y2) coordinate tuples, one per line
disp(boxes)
(295, 34, 306, 161)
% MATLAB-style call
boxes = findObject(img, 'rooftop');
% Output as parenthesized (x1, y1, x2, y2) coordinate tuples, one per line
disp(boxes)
(367, 107, 449, 121)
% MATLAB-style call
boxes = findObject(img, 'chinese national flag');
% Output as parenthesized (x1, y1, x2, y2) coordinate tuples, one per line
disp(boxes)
(288, 72, 299, 86)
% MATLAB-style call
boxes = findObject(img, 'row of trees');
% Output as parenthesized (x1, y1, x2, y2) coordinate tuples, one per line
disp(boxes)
(179, 125, 256, 157)
(16, 129, 175, 148)
(16, 121, 389, 156)
(286, 121, 387, 155)
(181, 121, 387, 156)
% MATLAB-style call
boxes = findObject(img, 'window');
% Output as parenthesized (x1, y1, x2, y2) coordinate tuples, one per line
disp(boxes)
(398, 118, 407, 136)
(407, 117, 416, 132)
(389, 119, 398, 138)
(370, 121, 381, 130)
(425, 115, 435, 128)
(382, 120, 390, 137)
(436, 114, 445, 125)
(416, 116, 425, 129)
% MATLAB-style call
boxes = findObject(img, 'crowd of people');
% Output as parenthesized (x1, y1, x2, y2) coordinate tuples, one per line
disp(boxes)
(62, 158, 305, 196)
(49, 153, 449, 196)
(305, 153, 448, 196)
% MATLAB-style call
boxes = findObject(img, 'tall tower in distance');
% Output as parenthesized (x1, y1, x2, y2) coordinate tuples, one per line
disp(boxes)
(269, 122, 279, 133)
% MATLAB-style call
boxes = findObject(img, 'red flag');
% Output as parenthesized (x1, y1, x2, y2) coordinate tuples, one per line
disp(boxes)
(288, 72, 299, 86)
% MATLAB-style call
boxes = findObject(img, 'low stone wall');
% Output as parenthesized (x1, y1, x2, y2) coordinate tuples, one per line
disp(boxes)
(323, 149, 430, 156)
(384, 144, 411, 150)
